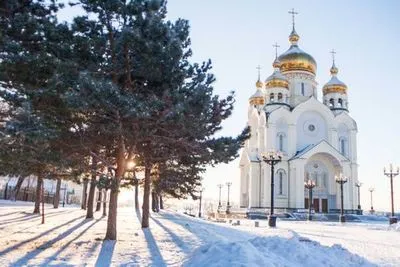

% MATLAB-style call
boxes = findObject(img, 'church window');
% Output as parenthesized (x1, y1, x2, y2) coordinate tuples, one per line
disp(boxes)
(329, 98, 334, 107)
(338, 98, 343, 107)
(278, 93, 283, 101)
(322, 173, 327, 188)
(270, 93, 275, 102)
(277, 133, 286, 152)
(279, 172, 283, 195)
(340, 138, 346, 156)
(301, 83, 305, 95)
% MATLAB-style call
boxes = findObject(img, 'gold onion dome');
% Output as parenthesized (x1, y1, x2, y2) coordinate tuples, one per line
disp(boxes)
(323, 63, 347, 95)
(256, 79, 263, 88)
(249, 79, 265, 105)
(265, 59, 289, 89)
(278, 29, 317, 75)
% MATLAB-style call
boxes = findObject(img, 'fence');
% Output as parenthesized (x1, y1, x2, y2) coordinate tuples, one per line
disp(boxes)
(1, 186, 74, 205)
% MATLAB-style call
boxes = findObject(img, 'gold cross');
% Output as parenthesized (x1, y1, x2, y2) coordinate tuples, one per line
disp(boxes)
(256, 65, 262, 80)
(288, 8, 298, 29)
(273, 42, 280, 59)
(330, 49, 336, 63)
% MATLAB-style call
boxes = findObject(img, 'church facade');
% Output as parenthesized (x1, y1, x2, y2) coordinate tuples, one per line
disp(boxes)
(239, 21, 358, 213)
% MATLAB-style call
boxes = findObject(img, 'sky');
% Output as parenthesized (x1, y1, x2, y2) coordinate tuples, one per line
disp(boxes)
(58, 1, 400, 212)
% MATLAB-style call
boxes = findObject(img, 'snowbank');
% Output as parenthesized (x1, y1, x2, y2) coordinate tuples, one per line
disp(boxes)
(185, 231, 375, 267)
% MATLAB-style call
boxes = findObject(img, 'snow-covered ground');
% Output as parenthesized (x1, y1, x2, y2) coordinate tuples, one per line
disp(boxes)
(0, 200, 399, 266)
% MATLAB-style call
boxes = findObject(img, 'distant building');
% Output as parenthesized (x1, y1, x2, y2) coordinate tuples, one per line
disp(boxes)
(0, 176, 83, 205)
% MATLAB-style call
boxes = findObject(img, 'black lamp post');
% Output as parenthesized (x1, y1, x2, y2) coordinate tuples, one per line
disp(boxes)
(262, 150, 282, 227)
(355, 181, 362, 215)
(335, 173, 348, 223)
(62, 183, 68, 207)
(198, 188, 204, 217)
(226, 182, 232, 214)
(384, 164, 399, 224)
(217, 184, 223, 213)
(369, 187, 374, 214)
(304, 179, 316, 221)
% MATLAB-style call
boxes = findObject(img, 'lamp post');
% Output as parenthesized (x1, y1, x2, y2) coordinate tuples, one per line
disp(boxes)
(262, 150, 282, 227)
(198, 188, 204, 217)
(384, 164, 399, 224)
(217, 184, 223, 213)
(62, 183, 68, 207)
(369, 187, 374, 214)
(304, 179, 316, 221)
(226, 182, 232, 214)
(355, 181, 362, 214)
(335, 173, 348, 223)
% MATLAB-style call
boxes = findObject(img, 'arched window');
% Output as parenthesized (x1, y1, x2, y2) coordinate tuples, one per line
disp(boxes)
(338, 98, 343, 107)
(278, 92, 283, 101)
(276, 132, 286, 152)
(270, 93, 275, 102)
(322, 173, 327, 188)
(340, 138, 346, 156)
(301, 83, 305, 96)
(329, 98, 334, 107)
(276, 169, 286, 195)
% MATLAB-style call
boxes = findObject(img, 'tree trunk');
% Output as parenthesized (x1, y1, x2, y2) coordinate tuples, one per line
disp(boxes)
(151, 191, 156, 212)
(159, 195, 164, 210)
(102, 189, 107, 216)
(86, 158, 97, 219)
(105, 180, 119, 239)
(134, 179, 139, 210)
(33, 175, 43, 214)
(81, 179, 88, 210)
(96, 190, 102, 211)
(141, 163, 151, 228)
(155, 193, 160, 212)
(53, 177, 61, 208)
(4, 182, 9, 199)
(12, 176, 25, 201)
(41, 178, 45, 224)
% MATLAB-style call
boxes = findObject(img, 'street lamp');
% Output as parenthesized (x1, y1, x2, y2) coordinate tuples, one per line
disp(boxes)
(335, 173, 348, 223)
(198, 188, 204, 217)
(304, 179, 316, 221)
(217, 184, 223, 213)
(355, 181, 362, 214)
(62, 182, 68, 207)
(369, 187, 375, 214)
(384, 164, 399, 224)
(262, 150, 282, 227)
(226, 182, 232, 214)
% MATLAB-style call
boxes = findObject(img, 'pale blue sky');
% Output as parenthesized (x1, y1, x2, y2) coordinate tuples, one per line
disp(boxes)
(165, 0, 400, 212)
(58, 1, 400, 212)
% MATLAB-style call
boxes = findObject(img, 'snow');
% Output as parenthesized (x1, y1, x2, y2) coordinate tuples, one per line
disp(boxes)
(0, 200, 399, 266)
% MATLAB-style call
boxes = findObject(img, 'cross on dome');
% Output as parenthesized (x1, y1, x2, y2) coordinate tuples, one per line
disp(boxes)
(288, 8, 298, 30)
(330, 49, 336, 64)
(256, 65, 261, 80)
(273, 42, 280, 59)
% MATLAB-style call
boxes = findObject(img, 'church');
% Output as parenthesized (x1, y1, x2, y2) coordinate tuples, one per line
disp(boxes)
(239, 15, 358, 213)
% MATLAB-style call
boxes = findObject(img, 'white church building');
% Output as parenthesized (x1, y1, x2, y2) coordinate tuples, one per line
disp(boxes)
(239, 20, 358, 213)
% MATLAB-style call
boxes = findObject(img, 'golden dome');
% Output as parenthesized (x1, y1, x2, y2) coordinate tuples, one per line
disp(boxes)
(278, 30, 317, 75)
(256, 79, 263, 88)
(265, 71, 289, 90)
(249, 88, 265, 105)
(323, 63, 347, 95)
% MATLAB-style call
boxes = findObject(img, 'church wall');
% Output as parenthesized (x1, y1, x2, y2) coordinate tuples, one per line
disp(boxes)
(296, 111, 328, 151)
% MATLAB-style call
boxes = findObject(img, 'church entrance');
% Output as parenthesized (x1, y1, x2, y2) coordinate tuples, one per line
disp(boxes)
(304, 153, 343, 213)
